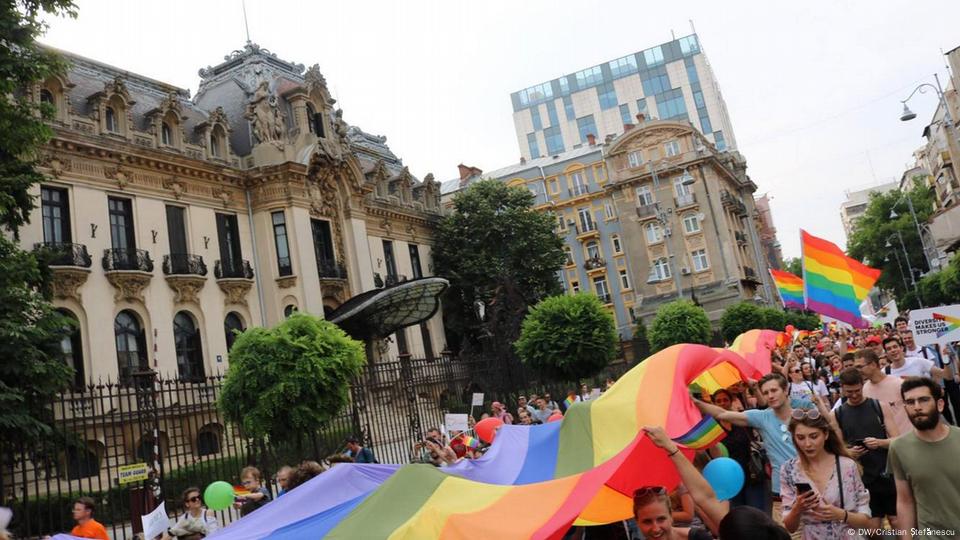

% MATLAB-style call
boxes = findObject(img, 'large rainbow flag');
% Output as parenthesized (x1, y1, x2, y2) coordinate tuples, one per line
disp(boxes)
(209, 330, 777, 539)
(769, 269, 805, 309)
(800, 230, 880, 328)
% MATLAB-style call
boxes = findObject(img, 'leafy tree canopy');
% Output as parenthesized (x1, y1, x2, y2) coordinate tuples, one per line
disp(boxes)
(649, 300, 711, 352)
(219, 314, 365, 445)
(0, 0, 77, 446)
(515, 294, 617, 381)
(847, 186, 935, 305)
(433, 180, 565, 347)
(783, 257, 802, 277)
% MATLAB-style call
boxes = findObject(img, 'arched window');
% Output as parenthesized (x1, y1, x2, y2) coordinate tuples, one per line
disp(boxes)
(66, 442, 100, 480)
(224, 312, 245, 351)
(161, 122, 173, 146)
(40, 88, 54, 105)
(197, 426, 221, 456)
(645, 222, 663, 244)
(114, 310, 146, 384)
(585, 240, 601, 261)
(306, 103, 324, 138)
(210, 127, 225, 158)
(105, 106, 118, 133)
(58, 309, 85, 390)
(284, 305, 298, 319)
(174, 311, 204, 382)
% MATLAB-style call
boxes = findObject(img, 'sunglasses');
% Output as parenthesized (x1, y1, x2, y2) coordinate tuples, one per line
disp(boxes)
(791, 408, 821, 420)
(633, 486, 667, 499)
(186, 496, 201, 503)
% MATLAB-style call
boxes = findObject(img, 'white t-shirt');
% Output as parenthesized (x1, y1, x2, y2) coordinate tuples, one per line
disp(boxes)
(887, 357, 934, 378)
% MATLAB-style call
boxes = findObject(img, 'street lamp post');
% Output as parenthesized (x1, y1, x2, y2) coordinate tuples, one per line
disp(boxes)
(889, 195, 937, 272)
(887, 232, 923, 307)
(899, 72, 960, 271)
(648, 163, 695, 301)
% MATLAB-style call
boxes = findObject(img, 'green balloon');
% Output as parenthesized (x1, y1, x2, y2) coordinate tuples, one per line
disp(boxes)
(716, 442, 729, 458)
(204, 480, 235, 511)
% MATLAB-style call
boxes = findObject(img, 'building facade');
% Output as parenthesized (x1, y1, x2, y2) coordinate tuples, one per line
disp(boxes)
(21, 43, 447, 384)
(443, 120, 774, 335)
(754, 194, 784, 271)
(839, 181, 899, 241)
(510, 34, 738, 161)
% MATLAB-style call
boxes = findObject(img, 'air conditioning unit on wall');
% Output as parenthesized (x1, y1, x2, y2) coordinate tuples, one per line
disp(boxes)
(681, 267, 691, 275)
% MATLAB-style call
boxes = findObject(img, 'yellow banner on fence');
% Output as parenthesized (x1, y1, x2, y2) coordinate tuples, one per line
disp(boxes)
(118, 463, 150, 485)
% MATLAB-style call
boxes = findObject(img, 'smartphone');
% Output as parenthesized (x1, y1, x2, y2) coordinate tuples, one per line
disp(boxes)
(795, 482, 812, 494)
(849, 439, 865, 448)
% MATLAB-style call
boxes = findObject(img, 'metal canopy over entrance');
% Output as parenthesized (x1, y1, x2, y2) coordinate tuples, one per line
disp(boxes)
(328, 277, 448, 340)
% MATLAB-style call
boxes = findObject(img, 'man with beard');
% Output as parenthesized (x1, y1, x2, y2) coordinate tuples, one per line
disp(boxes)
(888, 378, 960, 539)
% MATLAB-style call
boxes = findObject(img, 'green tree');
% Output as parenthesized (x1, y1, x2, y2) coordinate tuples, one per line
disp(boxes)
(433, 179, 565, 350)
(941, 253, 960, 300)
(917, 271, 949, 307)
(783, 257, 803, 277)
(219, 314, 365, 445)
(515, 294, 616, 381)
(719, 302, 765, 343)
(759, 307, 787, 331)
(847, 187, 936, 304)
(632, 320, 651, 361)
(0, 0, 77, 446)
(648, 300, 711, 352)
(784, 310, 820, 331)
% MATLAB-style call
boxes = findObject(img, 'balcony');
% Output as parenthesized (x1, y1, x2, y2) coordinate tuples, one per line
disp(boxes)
(636, 203, 659, 220)
(163, 253, 208, 276)
(102, 248, 154, 303)
(741, 266, 761, 284)
(34, 242, 93, 303)
(215, 258, 254, 307)
(675, 192, 697, 208)
(384, 274, 408, 288)
(162, 253, 207, 304)
(735, 231, 747, 246)
(215, 258, 254, 279)
(597, 293, 612, 305)
(318, 260, 348, 280)
(103, 248, 154, 272)
(721, 190, 748, 216)
(584, 257, 606, 273)
(34, 242, 93, 268)
(568, 185, 590, 198)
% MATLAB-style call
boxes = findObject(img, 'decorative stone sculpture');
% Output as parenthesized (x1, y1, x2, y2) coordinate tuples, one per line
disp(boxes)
(245, 80, 286, 146)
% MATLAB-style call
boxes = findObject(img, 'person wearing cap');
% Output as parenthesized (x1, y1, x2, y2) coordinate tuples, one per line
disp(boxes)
(343, 436, 377, 463)
(491, 402, 514, 424)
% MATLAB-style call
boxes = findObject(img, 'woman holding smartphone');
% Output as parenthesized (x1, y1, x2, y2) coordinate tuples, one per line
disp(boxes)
(781, 409, 874, 539)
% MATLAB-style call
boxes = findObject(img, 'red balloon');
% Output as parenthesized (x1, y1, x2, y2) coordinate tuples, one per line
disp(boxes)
(475, 417, 503, 443)
(547, 413, 563, 423)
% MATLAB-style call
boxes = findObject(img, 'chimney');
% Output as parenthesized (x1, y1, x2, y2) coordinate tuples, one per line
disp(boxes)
(457, 164, 473, 181)
(636, 113, 646, 124)
(623, 123, 635, 131)
(520, 157, 527, 165)
(586, 133, 596, 146)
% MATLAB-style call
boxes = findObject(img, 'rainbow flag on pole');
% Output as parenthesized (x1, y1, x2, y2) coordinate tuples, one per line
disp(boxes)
(672, 415, 726, 449)
(769, 269, 805, 309)
(800, 230, 881, 328)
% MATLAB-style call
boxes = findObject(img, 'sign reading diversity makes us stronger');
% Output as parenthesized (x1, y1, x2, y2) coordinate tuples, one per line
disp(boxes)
(909, 304, 960, 347)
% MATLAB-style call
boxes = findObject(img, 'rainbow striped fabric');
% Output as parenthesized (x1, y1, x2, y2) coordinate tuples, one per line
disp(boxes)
(563, 395, 576, 409)
(769, 269, 805, 309)
(208, 330, 778, 539)
(801, 230, 880, 328)
(459, 435, 481, 449)
(672, 416, 726, 449)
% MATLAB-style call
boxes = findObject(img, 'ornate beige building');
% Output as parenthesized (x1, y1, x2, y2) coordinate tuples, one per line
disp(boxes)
(21, 42, 447, 384)
(605, 120, 773, 322)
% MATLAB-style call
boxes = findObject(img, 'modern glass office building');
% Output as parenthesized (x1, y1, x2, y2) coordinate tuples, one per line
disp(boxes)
(510, 34, 738, 161)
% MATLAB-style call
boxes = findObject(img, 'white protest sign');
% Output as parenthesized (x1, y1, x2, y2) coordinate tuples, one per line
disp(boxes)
(909, 304, 960, 347)
(471, 393, 484, 407)
(444, 413, 469, 433)
(589, 388, 602, 400)
(141, 501, 168, 540)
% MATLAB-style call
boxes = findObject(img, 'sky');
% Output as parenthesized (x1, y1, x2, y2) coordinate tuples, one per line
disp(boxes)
(39, 0, 960, 259)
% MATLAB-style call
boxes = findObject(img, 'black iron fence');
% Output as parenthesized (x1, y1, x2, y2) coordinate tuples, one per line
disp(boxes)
(1, 350, 633, 539)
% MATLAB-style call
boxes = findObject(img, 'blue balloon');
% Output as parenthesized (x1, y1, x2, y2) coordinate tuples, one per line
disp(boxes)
(702, 457, 744, 501)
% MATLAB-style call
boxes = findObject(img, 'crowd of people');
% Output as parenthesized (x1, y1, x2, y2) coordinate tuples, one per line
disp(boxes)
(25, 317, 960, 540)
(620, 317, 960, 540)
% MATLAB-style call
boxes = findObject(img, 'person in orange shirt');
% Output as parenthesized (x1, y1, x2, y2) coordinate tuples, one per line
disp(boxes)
(70, 496, 109, 540)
